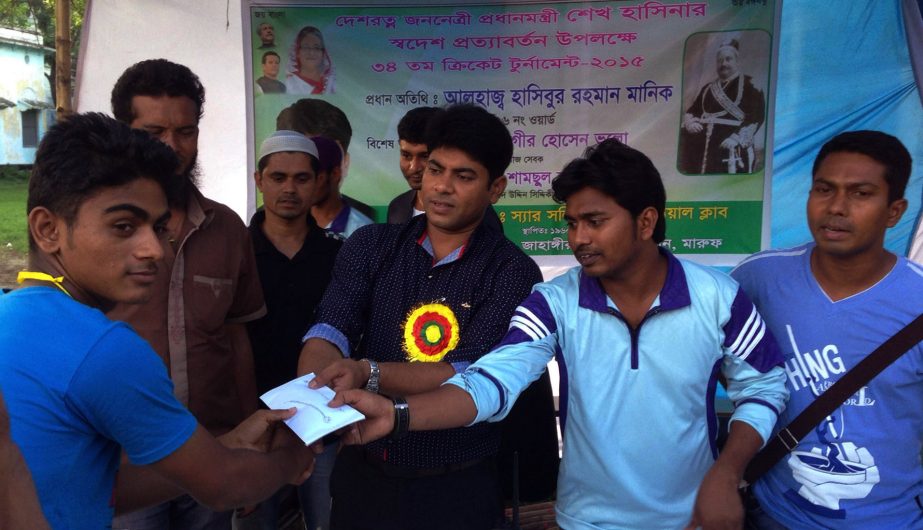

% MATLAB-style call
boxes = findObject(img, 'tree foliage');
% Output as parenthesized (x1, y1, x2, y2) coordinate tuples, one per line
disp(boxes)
(0, 1, 40, 30)
(0, 0, 85, 42)
(0, 0, 87, 103)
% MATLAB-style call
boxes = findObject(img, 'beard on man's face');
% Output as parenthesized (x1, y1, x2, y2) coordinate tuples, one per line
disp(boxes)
(166, 155, 200, 208)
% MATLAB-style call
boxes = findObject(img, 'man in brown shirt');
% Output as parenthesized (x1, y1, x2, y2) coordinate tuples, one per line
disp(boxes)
(108, 59, 266, 530)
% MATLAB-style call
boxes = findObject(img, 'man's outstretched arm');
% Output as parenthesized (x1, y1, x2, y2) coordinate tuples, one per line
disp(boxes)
(309, 356, 457, 396)
(297, 336, 346, 378)
(297, 226, 380, 383)
(331, 384, 478, 445)
(311, 261, 542, 396)
(330, 290, 561, 443)
(114, 409, 318, 514)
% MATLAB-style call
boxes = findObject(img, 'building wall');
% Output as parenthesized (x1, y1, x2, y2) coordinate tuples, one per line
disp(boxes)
(0, 27, 54, 165)
(75, 0, 251, 219)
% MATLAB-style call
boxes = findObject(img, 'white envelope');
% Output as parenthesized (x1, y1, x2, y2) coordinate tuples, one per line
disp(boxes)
(260, 373, 365, 445)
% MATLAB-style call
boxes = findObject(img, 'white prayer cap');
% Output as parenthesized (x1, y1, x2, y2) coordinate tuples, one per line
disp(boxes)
(258, 130, 318, 166)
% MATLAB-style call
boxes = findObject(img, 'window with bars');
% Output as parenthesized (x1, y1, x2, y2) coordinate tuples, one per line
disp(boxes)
(22, 110, 38, 148)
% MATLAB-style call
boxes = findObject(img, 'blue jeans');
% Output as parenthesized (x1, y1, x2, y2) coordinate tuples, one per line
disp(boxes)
(298, 442, 336, 530)
(114, 494, 231, 530)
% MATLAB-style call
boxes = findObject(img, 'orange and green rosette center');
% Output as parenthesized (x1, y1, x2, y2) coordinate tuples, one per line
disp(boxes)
(403, 303, 460, 362)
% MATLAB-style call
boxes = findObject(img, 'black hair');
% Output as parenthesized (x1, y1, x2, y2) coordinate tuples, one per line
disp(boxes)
(111, 59, 205, 124)
(261, 51, 280, 64)
(28, 112, 179, 249)
(397, 106, 439, 145)
(424, 104, 512, 183)
(310, 135, 343, 174)
(276, 99, 352, 151)
(552, 139, 667, 243)
(812, 130, 911, 202)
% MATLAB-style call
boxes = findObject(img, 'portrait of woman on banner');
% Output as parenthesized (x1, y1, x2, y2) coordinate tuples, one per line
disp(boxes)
(285, 25, 335, 95)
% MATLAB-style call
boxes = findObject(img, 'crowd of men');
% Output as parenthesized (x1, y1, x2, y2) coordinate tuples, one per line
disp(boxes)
(0, 57, 920, 530)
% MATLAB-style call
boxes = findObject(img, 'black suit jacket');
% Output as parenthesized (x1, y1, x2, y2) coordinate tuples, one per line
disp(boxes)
(343, 194, 377, 222)
(386, 189, 417, 224)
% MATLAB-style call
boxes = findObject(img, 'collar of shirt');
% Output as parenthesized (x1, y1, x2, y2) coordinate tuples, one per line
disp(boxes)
(172, 185, 215, 251)
(248, 209, 332, 259)
(577, 247, 691, 314)
(185, 185, 214, 232)
(415, 229, 467, 267)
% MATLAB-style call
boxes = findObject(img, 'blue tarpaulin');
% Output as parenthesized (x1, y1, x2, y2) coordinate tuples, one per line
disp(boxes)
(771, 0, 923, 254)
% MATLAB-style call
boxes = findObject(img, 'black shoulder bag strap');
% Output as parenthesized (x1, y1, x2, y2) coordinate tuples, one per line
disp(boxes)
(743, 312, 923, 486)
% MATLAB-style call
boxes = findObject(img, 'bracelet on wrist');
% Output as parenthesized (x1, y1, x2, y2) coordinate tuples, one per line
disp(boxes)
(363, 358, 380, 394)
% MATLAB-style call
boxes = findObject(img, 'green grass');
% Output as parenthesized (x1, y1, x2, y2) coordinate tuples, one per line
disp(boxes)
(0, 178, 29, 254)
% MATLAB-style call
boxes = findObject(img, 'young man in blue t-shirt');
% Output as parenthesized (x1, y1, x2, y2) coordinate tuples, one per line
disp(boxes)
(732, 130, 923, 529)
(0, 113, 318, 529)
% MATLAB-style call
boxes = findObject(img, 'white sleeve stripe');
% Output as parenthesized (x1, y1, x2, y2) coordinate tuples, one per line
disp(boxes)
(510, 315, 545, 339)
(517, 306, 552, 337)
(733, 316, 762, 357)
(728, 306, 759, 353)
(731, 246, 808, 272)
(737, 324, 765, 361)
(510, 320, 541, 342)
(907, 261, 923, 278)
(732, 314, 765, 358)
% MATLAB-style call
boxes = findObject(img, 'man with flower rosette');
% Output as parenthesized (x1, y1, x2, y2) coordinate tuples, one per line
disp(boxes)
(297, 104, 558, 530)
(332, 139, 790, 530)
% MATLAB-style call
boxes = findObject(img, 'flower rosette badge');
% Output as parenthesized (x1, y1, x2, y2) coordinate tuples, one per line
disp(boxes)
(403, 303, 460, 362)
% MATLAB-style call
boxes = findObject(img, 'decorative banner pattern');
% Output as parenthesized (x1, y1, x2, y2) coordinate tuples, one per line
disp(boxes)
(245, 0, 779, 265)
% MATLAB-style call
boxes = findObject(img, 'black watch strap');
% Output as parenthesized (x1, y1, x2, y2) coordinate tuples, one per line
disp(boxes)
(391, 397, 410, 440)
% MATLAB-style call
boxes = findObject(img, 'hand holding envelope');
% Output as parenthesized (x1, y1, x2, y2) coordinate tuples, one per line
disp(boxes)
(260, 373, 365, 445)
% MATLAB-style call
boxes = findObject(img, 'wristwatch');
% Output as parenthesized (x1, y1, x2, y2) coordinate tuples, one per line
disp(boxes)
(391, 397, 410, 440)
(363, 358, 380, 394)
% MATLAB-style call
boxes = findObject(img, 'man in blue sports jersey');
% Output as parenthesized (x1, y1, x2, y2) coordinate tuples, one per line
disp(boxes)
(0, 113, 319, 529)
(732, 130, 922, 529)
(330, 139, 789, 530)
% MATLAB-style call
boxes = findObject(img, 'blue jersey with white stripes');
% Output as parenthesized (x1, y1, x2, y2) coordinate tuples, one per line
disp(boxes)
(448, 251, 788, 529)
(733, 244, 923, 529)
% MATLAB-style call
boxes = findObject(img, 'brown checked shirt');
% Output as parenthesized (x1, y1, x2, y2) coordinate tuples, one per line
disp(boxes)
(108, 186, 266, 434)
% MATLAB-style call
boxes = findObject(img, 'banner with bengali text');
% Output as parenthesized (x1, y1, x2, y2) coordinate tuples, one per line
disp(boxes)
(244, 0, 778, 266)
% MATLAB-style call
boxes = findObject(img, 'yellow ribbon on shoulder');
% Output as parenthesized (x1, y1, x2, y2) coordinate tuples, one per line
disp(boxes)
(17, 271, 72, 297)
